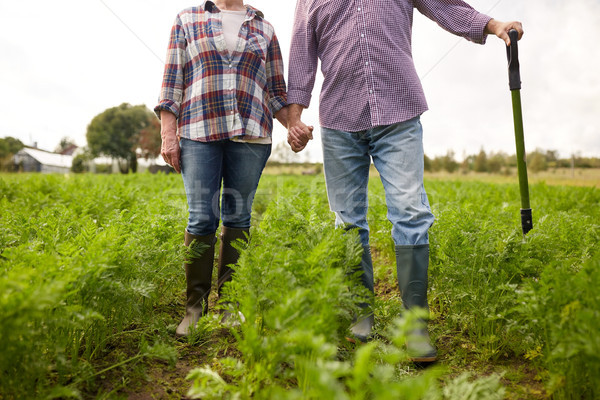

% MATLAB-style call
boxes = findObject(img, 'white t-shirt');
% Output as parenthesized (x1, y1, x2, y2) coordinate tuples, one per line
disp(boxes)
(221, 10, 246, 54)
(221, 9, 272, 145)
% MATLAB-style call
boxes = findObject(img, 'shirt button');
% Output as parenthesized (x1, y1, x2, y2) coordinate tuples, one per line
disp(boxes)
(365, 61, 369, 66)
(357, 7, 361, 11)
(369, 89, 373, 94)
(361, 33, 365, 38)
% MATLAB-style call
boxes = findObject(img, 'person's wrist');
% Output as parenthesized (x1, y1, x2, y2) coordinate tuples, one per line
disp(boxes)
(287, 117, 301, 129)
(161, 129, 177, 140)
(485, 18, 498, 35)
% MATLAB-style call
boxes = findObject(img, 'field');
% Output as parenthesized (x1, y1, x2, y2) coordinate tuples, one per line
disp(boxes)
(1, 171, 599, 399)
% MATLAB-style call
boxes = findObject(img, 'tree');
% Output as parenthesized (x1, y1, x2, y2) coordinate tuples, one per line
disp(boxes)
(424, 154, 432, 172)
(474, 149, 488, 172)
(138, 117, 162, 161)
(71, 147, 93, 173)
(55, 137, 77, 154)
(442, 151, 459, 173)
(0, 137, 24, 171)
(0, 137, 24, 159)
(86, 103, 155, 173)
(488, 152, 507, 174)
(528, 150, 548, 172)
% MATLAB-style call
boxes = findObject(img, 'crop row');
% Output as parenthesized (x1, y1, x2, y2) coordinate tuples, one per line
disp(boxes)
(1, 174, 598, 399)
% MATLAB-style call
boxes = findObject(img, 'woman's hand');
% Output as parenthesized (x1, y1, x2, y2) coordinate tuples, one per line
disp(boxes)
(288, 121, 313, 153)
(286, 104, 313, 153)
(160, 111, 181, 173)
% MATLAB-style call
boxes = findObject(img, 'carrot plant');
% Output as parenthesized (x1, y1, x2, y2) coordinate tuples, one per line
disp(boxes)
(512, 254, 600, 399)
(0, 174, 185, 398)
(187, 178, 506, 399)
(1, 172, 598, 399)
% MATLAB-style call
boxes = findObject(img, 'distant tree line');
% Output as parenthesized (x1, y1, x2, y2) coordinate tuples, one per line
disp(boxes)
(2, 127, 600, 175)
(425, 149, 600, 174)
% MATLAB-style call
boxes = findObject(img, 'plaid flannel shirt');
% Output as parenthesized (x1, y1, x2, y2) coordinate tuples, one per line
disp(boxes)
(288, 0, 491, 132)
(155, 1, 287, 141)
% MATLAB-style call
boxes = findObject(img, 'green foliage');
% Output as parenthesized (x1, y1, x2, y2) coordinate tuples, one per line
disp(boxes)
(138, 117, 162, 160)
(527, 149, 548, 173)
(0, 136, 24, 158)
(186, 179, 508, 399)
(54, 136, 77, 154)
(0, 136, 24, 171)
(426, 151, 459, 173)
(425, 180, 599, 359)
(513, 255, 600, 399)
(430, 148, 600, 173)
(71, 148, 93, 173)
(0, 174, 186, 398)
(86, 103, 157, 173)
(442, 372, 505, 400)
(362, 176, 599, 397)
(473, 149, 488, 173)
(1, 173, 598, 399)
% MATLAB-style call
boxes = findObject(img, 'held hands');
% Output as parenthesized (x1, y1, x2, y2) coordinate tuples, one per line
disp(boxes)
(287, 120, 314, 153)
(485, 19, 524, 46)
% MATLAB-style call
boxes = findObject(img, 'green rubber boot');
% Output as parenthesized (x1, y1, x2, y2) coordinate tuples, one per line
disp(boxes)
(176, 231, 215, 337)
(349, 244, 375, 343)
(217, 226, 248, 326)
(396, 244, 437, 363)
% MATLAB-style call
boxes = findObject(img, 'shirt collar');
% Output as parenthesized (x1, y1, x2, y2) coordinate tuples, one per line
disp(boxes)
(202, 1, 264, 19)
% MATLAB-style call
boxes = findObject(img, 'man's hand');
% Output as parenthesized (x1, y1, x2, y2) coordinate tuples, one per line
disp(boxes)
(485, 19, 524, 46)
(160, 111, 181, 173)
(287, 103, 313, 153)
(288, 120, 314, 153)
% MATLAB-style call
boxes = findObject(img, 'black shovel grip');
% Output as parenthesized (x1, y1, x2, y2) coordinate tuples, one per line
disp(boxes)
(506, 29, 521, 90)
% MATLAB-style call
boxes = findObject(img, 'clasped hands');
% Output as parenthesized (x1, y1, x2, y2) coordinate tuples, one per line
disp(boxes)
(287, 119, 313, 153)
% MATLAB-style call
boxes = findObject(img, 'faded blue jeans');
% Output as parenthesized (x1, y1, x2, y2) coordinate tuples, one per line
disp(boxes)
(180, 138, 271, 236)
(321, 117, 435, 293)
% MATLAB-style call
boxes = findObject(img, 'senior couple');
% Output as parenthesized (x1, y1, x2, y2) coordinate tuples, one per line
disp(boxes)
(155, 0, 523, 362)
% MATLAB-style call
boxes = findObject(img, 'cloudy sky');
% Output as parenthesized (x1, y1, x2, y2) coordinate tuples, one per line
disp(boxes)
(1, 0, 598, 161)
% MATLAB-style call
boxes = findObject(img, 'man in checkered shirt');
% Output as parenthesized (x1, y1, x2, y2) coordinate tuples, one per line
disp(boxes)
(286, 0, 523, 362)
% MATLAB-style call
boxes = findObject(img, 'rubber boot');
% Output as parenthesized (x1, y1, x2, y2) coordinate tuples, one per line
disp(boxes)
(176, 230, 215, 337)
(217, 226, 248, 326)
(349, 244, 375, 343)
(396, 244, 437, 363)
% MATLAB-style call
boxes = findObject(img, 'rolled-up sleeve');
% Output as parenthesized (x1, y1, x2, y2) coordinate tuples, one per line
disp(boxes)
(414, 0, 492, 45)
(287, 0, 319, 108)
(154, 15, 188, 119)
(265, 32, 287, 115)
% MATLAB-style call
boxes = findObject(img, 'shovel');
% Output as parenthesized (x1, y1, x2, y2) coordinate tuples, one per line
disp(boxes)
(506, 28, 533, 236)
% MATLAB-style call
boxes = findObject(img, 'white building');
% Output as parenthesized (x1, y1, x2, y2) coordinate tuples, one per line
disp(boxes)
(13, 147, 73, 173)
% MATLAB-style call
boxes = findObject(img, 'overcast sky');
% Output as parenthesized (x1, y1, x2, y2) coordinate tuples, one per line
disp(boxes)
(1, 0, 598, 161)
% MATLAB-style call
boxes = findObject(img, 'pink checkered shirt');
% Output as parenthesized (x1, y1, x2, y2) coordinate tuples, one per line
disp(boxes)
(288, 0, 491, 132)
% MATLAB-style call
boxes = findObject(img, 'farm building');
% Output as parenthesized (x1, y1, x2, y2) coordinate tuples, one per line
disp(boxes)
(13, 147, 73, 173)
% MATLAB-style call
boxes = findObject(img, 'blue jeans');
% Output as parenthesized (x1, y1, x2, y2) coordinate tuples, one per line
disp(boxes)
(321, 117, 435, 291)
(180, 138, 271, 236)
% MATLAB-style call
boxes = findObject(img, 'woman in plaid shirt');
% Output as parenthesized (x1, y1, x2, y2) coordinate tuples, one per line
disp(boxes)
(155, 0, 312, 337)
